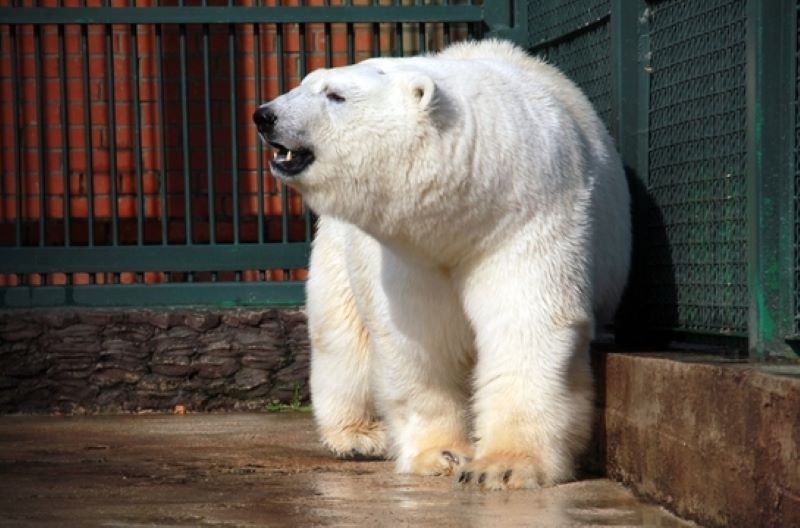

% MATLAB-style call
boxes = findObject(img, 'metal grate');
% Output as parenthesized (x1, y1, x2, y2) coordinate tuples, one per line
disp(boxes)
(526, 0, 610, 47)
(533, 20, 612, 133)
(643, 0, 749, 335)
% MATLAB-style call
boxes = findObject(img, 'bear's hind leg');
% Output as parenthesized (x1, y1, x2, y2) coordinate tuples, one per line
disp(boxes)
(307, 221, 386, 459)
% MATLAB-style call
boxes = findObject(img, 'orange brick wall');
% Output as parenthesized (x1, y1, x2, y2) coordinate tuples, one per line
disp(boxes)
(0, 1, 469, 286)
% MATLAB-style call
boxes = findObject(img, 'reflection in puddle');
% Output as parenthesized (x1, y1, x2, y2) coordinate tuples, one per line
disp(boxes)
(307, 474, 690, 527)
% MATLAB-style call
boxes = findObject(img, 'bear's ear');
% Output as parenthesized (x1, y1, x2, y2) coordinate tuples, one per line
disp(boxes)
(409, 74, 436, 109)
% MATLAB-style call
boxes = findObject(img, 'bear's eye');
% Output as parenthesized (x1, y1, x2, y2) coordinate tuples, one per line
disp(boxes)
(326, 91, 345, 103)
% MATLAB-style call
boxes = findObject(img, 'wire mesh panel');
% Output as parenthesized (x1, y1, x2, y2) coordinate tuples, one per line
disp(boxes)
(526, 0, 609, 46)
(527, 0, 612, 135)
(0, 0, 482, 307)
(643, 0, 749, 336)
(534, 21, 612, 131)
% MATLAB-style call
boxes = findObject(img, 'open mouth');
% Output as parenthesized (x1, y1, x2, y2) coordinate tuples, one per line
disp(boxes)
(268, 141, 314, 178)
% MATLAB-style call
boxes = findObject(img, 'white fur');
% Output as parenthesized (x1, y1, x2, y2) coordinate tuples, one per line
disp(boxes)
(261, 40, 631, 488)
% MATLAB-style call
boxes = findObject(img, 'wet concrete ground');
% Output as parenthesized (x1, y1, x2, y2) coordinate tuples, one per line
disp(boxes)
(0, 413, 696, 527)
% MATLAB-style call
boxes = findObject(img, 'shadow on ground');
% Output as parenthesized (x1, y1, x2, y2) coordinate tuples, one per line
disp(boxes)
(0, 413, 695, 527)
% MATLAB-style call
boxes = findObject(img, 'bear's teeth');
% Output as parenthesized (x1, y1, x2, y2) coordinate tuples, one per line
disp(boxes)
(286, 150, 293, 162)
(272, 151, 278, 160)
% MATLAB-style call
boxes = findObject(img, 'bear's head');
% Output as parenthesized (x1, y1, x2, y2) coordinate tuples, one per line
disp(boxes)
(253, 60, 451, 231)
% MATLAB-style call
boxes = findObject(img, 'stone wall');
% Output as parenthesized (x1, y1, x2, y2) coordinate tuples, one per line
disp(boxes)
(0, 308, 310, 414)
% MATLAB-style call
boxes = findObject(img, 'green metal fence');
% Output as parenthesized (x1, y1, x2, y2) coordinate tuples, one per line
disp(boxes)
(0, 0, 519, 309)
(529, 0, 798, 359)
(2, 0, 799, 359)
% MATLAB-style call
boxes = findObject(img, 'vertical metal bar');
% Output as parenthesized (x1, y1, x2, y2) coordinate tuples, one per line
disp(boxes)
(372, 0, 380, 57)
(298, 10, 311, 242)
(254, 22, 264, 244)
(324, 0, 332, 68)
(299, 15, 306, 80)
(345, 0, 354, 64)
(346, 21, 354, 64)
(130, 19, 144, 246)
(395, 22, 403, 56)
(80, 21, 94, 246)
(442, 0, 451, 47)
(229, 21, 239, 245)
(58, 22, 70, 246)
(104, 13, 118, 246)
(745, 0, 796, 359)
(276, 15, 284, 94)
(202, 23, 215, 244)
(34, 25, 45, 246)
(275, 9, 289, 245)
(417, 0, 426, 53)
(10, 25, 21, 246)
(394, 0, 403, 57)
(179, 21, 192, 244)
(610, 0, 644, 204)
(610, 0, 648, 344)
(156, 23, 168, 245)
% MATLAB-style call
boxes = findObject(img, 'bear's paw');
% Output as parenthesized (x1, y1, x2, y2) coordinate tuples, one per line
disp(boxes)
(322, 420, 387, 460)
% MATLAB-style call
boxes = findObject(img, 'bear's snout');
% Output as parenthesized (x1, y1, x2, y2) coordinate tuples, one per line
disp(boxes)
(253, 105, 277, 136)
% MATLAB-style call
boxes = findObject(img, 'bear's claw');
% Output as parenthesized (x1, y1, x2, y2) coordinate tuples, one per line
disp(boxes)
(408, 446, 473, 476)
(442, 450, 468, 466)
(455, 455, 545, 491)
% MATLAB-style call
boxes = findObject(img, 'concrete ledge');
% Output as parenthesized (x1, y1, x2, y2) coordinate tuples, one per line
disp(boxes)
(593, 352, 800, 528)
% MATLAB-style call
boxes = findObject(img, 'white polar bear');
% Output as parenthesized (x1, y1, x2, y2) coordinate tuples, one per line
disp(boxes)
(253, 39, 631, 490)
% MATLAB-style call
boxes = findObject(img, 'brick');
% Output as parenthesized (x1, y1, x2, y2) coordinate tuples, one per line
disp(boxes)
(67, 126, 91, 151)
(67, 196, 86, 218)
(44, 196, 62, 218)
(2, 170, 16, 193)
(115, 195, 136, 219)
(88, 54, 109, 80)
(135, 28, 158, 55)
(1, 199, 17, 221)
(42, 122, 65, 149)
(141, 147, 160, 171)
(67, 101, 87, 126)
(136, 80, 156, 105)
(85, 195, 108, 218)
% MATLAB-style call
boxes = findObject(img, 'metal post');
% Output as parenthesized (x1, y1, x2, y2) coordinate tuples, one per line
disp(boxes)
(745, 0, 797, 360)
(609, 0, 649, 343)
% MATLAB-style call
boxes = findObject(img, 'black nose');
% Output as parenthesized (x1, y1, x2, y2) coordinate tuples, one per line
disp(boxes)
(252, 106, 277, 134)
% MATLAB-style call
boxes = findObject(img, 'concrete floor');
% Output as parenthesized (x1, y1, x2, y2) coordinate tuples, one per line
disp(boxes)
(0, 413, 696, 527)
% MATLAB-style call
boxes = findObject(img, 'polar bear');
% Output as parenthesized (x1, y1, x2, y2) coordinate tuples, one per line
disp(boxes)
(253, 39, 631, 490)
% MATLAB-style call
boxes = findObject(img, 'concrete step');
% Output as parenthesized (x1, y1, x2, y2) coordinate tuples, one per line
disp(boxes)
(590, 352, 800, 528)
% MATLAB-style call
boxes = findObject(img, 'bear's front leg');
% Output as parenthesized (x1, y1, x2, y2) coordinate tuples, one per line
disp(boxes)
(370, 248, 476, 477)
(371, 328, 475, 476)
(455, 234, 595, 490)
(307, 220, 386, 460)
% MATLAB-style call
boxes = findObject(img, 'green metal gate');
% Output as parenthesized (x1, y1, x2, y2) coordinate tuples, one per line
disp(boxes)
(0, 0, 521, 308)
